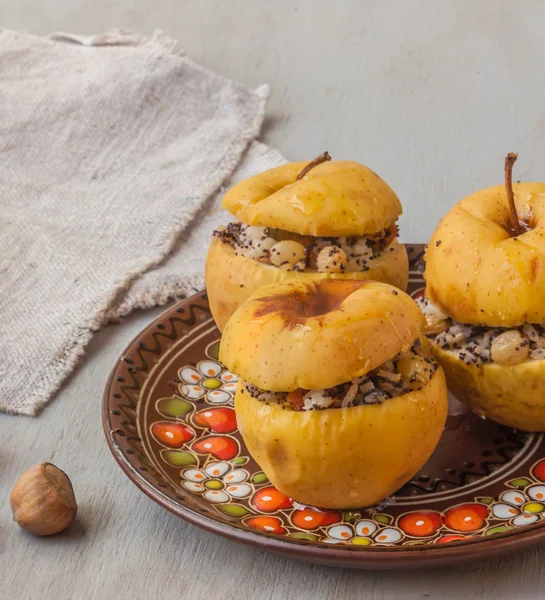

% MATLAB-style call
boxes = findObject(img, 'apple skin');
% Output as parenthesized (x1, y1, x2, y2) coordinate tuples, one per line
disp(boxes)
(220, 279, 423, 393)
(423, 335, 545, 432)
(222, 160, 402, 238)
(206, 236, 408, 332)
(425, 182, 545, 328)
(235, 368, 447, 509)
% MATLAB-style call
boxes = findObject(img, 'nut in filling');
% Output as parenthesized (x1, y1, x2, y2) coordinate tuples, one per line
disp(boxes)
(417, 297, 545, 366)
(213, 222, 398, 273)
(241, 344, 438, 411)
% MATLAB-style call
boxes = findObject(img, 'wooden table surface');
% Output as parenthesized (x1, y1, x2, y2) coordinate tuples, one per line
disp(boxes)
(3, 2, 545, 598)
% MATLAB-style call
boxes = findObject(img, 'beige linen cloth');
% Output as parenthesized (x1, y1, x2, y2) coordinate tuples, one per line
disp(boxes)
(0, 29, 285, 416)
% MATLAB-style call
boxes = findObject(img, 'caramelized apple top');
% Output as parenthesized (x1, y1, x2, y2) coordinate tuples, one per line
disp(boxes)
(222, 160, 402, 237)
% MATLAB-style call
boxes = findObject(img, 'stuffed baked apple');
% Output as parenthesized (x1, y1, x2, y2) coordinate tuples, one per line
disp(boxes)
(422, 153, 545, 431)
(205, 153, 408, 331)
(220, 279, 447, 509)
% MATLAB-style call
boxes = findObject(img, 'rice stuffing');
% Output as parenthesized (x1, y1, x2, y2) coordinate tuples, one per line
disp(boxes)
(417, 297, 545, 366)
(241, 344, 438, 411)
(213, 222, 398, 273)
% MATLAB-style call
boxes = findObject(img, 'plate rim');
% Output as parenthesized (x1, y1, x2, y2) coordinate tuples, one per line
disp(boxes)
(102, 287, 545, 569)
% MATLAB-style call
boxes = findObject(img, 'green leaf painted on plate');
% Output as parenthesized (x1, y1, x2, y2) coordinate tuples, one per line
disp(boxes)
(206, 340, 221, 360)
(161, 450, 197, 467)
(231, 456, 249, 465)
(485, 525, 512, 536)
(215, 504, 251, 518)
(290, 533, 319, 542)
(343, 511, 361, 523)
(403, 540, 426, 546)
(374, 513, 393, 525)
(507, 478, 532, 489)
(252, 472, 269, 484)
(157, 396, 193, 418)
(476, 496, 495, 505)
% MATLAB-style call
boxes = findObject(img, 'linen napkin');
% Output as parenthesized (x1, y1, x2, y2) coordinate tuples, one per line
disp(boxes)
(0, 29, 284, 416)
(108, 141, 286, 319)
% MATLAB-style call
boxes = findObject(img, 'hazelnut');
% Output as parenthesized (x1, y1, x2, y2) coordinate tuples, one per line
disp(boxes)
(10, 463, 77, 536)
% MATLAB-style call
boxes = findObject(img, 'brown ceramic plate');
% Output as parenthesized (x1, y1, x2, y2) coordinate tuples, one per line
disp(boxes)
(103, 244, 545, 569)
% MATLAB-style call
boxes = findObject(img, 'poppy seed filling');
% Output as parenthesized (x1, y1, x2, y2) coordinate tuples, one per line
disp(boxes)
(418, 297, 545, 366)
(241, 344, 438, 411)
(213, 222, 398, 273)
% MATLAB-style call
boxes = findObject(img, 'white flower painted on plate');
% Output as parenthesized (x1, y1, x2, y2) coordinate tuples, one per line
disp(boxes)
(179, 360, 238, 404)
(180, 464, 250, 503)
(323, 521, 391, 546)
(512, 514, 539, 526)
(373, 527, 404, 544)
(491, 488, 545, 525)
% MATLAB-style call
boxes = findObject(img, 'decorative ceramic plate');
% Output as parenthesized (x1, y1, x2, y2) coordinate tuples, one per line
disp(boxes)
(103, 244, 545, 569)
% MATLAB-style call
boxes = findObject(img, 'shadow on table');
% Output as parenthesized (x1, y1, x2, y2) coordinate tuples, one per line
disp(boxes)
(17, 516, 87, 545)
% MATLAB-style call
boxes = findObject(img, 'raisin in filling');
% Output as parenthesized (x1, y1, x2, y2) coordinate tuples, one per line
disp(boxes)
(213, 222, 398, 273)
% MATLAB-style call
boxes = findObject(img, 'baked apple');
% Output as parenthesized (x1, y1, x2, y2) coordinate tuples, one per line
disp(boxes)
(205, 152, 409, 330)
(422, 153, 545, 431)
(220, 279, 447, 509)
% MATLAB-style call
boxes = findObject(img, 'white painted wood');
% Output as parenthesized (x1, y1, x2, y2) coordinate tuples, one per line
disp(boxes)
(2, 1, 545, 598)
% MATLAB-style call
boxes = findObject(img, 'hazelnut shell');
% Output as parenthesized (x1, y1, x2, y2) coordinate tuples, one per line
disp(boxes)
(10, 463, 77, 536)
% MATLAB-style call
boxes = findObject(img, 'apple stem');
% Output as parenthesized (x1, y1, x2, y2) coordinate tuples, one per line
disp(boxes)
(504, 152, 523, 236)
(296, 151, 331, 180)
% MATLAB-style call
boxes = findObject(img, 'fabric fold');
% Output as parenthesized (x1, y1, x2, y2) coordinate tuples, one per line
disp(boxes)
(0, 29, 282, 415)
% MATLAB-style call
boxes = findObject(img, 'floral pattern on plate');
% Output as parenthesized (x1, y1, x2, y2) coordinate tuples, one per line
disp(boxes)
(144, 340, 545, 547)
(104, 254, 545, 567)
(178, 358, 237, 405)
